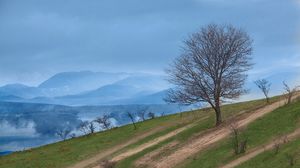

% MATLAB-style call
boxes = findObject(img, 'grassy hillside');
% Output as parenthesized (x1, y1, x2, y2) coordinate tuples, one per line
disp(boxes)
(237, 138, 300, 168)
(180, 98, 300, 168)
(0, 96, 282, 168)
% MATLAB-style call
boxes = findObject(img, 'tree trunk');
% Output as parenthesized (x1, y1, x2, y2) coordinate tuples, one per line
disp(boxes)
(211, 94, 222, 126)
(132, 121, 137, 130)
(215, 99, 222, 126)
(264, 93, 270, 103)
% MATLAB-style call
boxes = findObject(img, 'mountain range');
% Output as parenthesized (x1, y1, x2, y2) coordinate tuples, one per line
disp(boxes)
(0, 71, 170, 106)
(0, 69, 299, 106)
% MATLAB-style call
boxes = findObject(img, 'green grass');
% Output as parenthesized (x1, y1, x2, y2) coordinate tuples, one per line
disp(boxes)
(181, 100, 300, 168)
(0, 96, 280, 168)
(113, 97, 281, 168)
(0, 114, 185, 168)
(238, 138, 300, 168)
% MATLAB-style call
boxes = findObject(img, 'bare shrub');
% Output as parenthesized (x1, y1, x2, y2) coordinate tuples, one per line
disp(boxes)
(78, 121, 90, 135)
(100, 160, 116, 168)
(88, 121, 96, 134)
(229, 119, 247, 155)
(239, 139, 248, 154)
(229, 120, 240, 155)
(56, 128, 72, 141)
(95, 115, 112, 130)
(69, 133, 76, 139)
(283, 81, 299, 105)
(273, 140, 281, 155)
(137, 107, 148, 121)
(148, 112, 155, 119)
(78, 121, 96, 135)
(286, 153, 296, 166)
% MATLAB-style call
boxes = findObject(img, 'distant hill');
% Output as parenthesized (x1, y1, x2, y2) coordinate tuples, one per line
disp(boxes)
(38, 71, 130, 97)
(112, 89, 169, 105)
(0, 71, 170, 106)
(1, 69, 299, 106)
(0, 84, 44, 98)
(50, 74, 170, 105)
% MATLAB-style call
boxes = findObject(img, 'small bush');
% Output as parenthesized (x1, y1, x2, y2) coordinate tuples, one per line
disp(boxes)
(101, 160, 117, 168)
(286, 153, 296, 166)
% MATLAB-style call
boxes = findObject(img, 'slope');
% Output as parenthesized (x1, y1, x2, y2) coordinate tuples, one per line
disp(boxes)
(0, 96, 281, 168)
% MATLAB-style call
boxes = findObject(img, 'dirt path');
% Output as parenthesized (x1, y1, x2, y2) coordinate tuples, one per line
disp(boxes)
(220, 128, 300, 168)
(68, 125, 169, 168)
(110, 122, 198, 163)
(151, 95, 299, 168)
(90, 121, 202, 168)
(135, 141, 180, 167)
(70, 116, 206, 168)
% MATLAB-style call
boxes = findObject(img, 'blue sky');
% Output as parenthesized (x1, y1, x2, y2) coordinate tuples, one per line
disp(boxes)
(0, 0, 299, 86)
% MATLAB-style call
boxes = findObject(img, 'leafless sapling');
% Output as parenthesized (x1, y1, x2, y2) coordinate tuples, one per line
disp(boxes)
(229, 119, 247, 154)
(79, 121, 95, 135)
(88, 121, 96, 134)
(286, 153, 297, 166)
(127, 111, 137, 130)
(255, 79, 271, 103)
(137, 107, 148, 121)
(95, 115, 112, 130)
(100, 159, 116, 168)
(70, 133, 76, 139)
(148, 112, 155, 119)
(56, 128, 72, 141)
(78, 121, 90, 135)
(273, 139, 281, 155)
(165, 24, 253, 126)
(229, 120, 240, 155)
(283, 81, 299, 105)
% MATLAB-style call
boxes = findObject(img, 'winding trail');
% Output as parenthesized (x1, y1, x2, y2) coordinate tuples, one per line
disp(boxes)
(92, 120, 206, 168)
(71, 94, 299, 168)
(68, 125, 167, 168)
(110, 122, 199, 162)
(220, 128, 300, 168)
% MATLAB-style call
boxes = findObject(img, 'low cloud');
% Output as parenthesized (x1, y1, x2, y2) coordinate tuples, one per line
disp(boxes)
(0, 120, 37, 137)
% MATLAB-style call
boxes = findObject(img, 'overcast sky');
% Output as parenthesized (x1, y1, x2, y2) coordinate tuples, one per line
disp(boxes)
(0, 0, 300, 86)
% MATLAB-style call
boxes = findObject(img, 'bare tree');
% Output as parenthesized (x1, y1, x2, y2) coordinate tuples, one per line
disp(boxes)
(148, 112, 155, 119)
(255, 79, 271, 103)
(78, 121, 95, 135)
(283, 81, 299, 105)
(88, 121, 96, 134)
(127, 111, 137, 130)
(95, 115, 112, 130)
(177, 104, 184, 118)
(78, 121, 90, 135)
(137, 107, 148, 121)
(165, 24, 253, 126)
(56, 128, 72, 141)
(70, 133, 76, 139)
